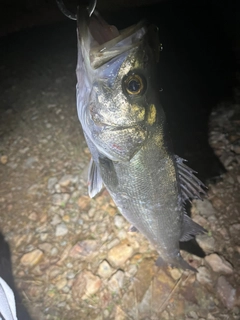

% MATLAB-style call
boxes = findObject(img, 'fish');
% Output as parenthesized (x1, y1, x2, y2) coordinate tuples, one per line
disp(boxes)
(76, 5, 207, 272)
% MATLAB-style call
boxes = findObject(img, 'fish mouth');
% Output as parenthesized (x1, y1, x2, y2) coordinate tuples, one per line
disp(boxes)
(77, 8, 146, 69)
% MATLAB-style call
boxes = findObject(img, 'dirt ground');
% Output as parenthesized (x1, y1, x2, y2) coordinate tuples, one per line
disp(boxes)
(0, 7, 240, 320)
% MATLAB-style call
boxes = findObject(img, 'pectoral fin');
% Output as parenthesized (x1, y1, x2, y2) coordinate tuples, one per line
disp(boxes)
(88, 158, 103, 198)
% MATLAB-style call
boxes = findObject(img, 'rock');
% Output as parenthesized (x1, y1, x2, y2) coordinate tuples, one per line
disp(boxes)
(72, 270, 101, 300)
(193, 199, 216, 218)
(20, 249, 43, 268)
(51, 214, 62, 225)
(52, 193, 70, 206)
(205, 254, 233, 274)
(196, 235, 216, 253)
(59, 174, 73, 187)
(55, 278, 67, 290)
(196, 266, 213, 289)
(107, 239, 120, 250)
(229, 223, 240, 237)
(114, 215, 125, 229)
(217, 276, 236, 309)
(97, 260, 114, 279)
(69, 240, 98, 258)
(55, 223, 68, 237)
(24, 156, 38, 168)
(114, 306, 127, 320)
(0, 155, 8, 164)
(108, 270, 124, 292)
(187, 311, 198, 319)
(38, 243, 52, 254)
(168, 267, 182, 280)
(77, 195, 91, 211)
(47, 177, 58, 192)
(107, 241, 134, 267)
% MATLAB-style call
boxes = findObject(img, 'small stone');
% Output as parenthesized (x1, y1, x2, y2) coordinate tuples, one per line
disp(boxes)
(59, 175, 73, 187)
(55, 278, 67, 290)
(51, 214, 62, 226)
(40, 233, 48, 241)
(24, 156, 38, 168)
(38, 243, 52, 254)
(108, 241, 134, 267)
(78, 195, 91, 211)
(108, 270, 124, 292)
(196, 266, 213, 289)
(114, 306, 127, 320)
(55, 223, 68, 237)
(72, 270, 101, 300)
(52, 193, 70, 206)
(66, 271, 75, 280)
(114, 215, 125, 229)
(193, 199, 216, 217)
(217, 276, 236, 309)
(1, 155, 8, 164)
(69, 240, 98, 258)
(187, 311, 198, 319)
(20, 249, 43, 268)
(161, 310, 170, 319)
(117, 230, 127, 240)
(62, 215, 70, 223)
(168, 267, 182, 280)
(205, 254, 233, 274)
(29, 212, 38, 221)
(97, 260, 114, 279)
(47, 177, 58, 192)
(229, 224, 240, 236)
(196, 235, 216, 253)
(107, 239, 120, 250)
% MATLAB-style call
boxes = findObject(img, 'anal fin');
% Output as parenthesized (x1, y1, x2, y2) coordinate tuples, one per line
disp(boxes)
(180, 214, 207, 242)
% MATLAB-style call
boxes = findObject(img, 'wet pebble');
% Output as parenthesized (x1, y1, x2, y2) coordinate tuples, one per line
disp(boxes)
(59, 174, 73, 187)
(47, 177, 58, 192)
(196, 266, 213, 289)
(114, 215, 125, 229)
(52, 193, 70, 206)
(108, 270, 124, 292)
(55, 223, 68, 237)
(72, 270, 101, 300)
(108, 241, 134, 267)
(217, 276, 236, 309)
(97, 260, 114, 278)
(20, 249, 44, 268)
(205, 254, 233, 274)
(196, 234, 216, 253)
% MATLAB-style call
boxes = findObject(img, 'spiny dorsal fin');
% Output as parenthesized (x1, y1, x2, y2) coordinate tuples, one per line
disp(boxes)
(175, 155, 207, 204)
(88, 158, 103, 198)
(180, 214, 207, 242)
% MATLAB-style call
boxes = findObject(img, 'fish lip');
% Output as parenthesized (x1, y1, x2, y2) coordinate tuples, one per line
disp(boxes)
(77, 7, 147, 69)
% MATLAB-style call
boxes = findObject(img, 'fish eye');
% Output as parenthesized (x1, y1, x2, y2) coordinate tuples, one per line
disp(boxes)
(122, 73, 146, 96)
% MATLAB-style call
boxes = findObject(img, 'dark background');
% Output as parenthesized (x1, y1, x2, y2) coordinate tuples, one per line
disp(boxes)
(0, 0, 239, 182)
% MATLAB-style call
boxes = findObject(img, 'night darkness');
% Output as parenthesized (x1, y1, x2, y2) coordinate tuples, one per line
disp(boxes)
(0, 0, 238, 182)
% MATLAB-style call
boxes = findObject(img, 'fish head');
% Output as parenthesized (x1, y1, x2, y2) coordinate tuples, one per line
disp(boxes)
(76, 7, 163, 161)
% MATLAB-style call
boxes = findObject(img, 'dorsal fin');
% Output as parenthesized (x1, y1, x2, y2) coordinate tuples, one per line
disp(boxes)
(175, 155, 207, 204)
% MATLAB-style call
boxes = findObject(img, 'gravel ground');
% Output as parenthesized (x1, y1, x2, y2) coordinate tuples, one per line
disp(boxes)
(0, 18, 240, 320)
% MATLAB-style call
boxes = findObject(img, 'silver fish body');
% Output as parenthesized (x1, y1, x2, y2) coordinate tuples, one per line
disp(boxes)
(76, 7, 206, 271)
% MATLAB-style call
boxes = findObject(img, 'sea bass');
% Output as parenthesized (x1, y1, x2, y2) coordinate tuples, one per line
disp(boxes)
(76, 6, 206, 271)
